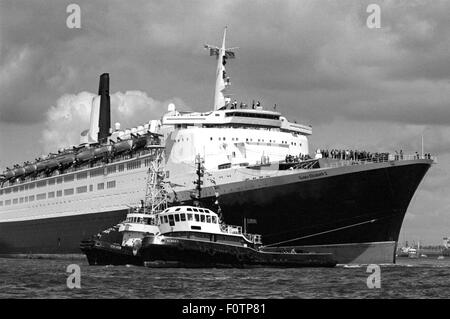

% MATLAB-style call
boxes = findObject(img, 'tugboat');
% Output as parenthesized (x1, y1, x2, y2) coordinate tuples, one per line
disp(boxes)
(140, 205, 336, 268)
(80, 204, 160, 265)
(80, 146, 166, 266)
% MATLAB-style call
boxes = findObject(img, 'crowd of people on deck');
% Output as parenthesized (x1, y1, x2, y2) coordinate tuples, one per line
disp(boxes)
(317, 149, 390, 162)
(285, 154, 312, 163)
(283, 149, 433, 164)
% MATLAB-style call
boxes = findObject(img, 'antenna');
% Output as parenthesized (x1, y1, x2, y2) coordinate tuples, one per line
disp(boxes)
(205, 27, 238, 110)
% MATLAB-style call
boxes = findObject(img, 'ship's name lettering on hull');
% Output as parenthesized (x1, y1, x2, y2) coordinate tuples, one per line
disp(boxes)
(298, 171, 328, 180)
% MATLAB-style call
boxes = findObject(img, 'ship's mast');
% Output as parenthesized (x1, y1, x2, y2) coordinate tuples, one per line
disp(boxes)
(144, 145, 167, 213)
(205, 27, 237, 110)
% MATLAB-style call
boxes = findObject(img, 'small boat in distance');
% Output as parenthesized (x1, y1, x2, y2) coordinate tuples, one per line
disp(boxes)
(140, 205, 337, 268)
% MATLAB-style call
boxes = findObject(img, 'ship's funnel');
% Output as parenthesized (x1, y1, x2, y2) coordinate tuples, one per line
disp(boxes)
(98, 73, 111, 143)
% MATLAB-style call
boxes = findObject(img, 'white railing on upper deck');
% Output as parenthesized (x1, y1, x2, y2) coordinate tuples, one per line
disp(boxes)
(222, 225, 243, 235)
(325, 154, 437, 169)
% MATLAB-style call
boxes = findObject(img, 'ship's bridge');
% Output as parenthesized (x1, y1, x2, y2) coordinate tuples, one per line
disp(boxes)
(161, 108, 312, 136)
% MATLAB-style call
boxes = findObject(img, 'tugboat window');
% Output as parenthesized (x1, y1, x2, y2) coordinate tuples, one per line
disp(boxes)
(180, 213, 186, 221)
(187, 213, 193, 221)
(168, 214, 175, 226)
(212, 216, 217, 223)
(206, 216, 211, 223)
(163, 216, 168, 224)
(175, 214, 180, 222)
(194, 214, 200, 222)
(200, 215, 205, 223)
(193, 208, 199, 212)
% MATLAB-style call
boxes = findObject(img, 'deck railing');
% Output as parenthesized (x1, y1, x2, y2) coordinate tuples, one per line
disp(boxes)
(325, 154, 437, 169)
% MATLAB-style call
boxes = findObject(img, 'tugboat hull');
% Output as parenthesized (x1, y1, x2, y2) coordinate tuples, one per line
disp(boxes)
(80, 239, 142, 266)
(140, 236, 336, 268)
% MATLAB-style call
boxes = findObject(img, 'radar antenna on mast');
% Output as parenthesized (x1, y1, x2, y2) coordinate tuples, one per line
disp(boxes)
(204, 27, 238, 111)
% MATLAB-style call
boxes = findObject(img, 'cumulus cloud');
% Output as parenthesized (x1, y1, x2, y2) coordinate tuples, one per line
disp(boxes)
(40, 90, 187, 153)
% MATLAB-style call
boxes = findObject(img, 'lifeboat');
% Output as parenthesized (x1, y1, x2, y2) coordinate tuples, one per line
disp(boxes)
(13, 167, 26, 178)
(76, 148, 95, 163)
(132, 137, 147, 150)
(56, 153, 76, 166)
(24, 164, 38, 175)
(93, 145, 112, 159)
(3, 170, 15, 179)
(113, 139, 133, 154)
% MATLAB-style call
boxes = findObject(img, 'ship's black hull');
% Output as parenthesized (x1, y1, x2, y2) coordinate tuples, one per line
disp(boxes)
(0, 160, 431, 264)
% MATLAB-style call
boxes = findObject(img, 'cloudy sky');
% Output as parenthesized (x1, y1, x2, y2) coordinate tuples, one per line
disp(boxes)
(1, 0, 449, 244)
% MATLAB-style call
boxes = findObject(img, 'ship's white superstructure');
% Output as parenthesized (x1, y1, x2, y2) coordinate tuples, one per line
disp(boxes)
(0, 28, 312, 225)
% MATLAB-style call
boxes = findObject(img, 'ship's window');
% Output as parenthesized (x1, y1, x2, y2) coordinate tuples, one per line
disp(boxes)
(206, 216, 211, 223)
(29, 195, 34, 202)
(118, 164, 125, 172)
(48, 178, 55, 185)
(212, 216, 217, 224)
(90, 168, 104, 177)
(180, 213, 186, 221)
(13, 198, 18, 204)
(194, 214, 200, 222)
(193, 208, 199, 212)
(200, 215, 205, 223)
(97, 183, 105, 190)
(175, 214, 180, 222)
(107, 165, 116, 174)
(163, 216, 168, 224)
(187, 208, 192, 212)
(175, 207, 181, 211)
(57, 178, 62, 184)
(126, 160, 141, 170)
(64, 188, 74, 196)
(77, 172, 88, 180)
(13, 187, 18, 193)
(77, 186, 88, 194)
(36, 193, 46, 200)
(64, 175, 74, 182)
(57, 190, 62, 197)
(48, 192, 55, 198)
(37, 181, 46, 188)
(107, 181, 116, 189)
(187, 213, 193, 221)
(5, 199, 11, 206)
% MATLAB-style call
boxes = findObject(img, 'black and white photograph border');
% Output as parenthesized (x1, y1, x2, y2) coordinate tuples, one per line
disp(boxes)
(0, 0, 449, 302)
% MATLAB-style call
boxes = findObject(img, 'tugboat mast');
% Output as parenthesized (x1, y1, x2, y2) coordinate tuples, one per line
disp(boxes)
(143, 145, 167, 214)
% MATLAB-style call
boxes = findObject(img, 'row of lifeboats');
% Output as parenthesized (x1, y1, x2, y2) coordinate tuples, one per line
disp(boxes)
(0, 133, 159, 182)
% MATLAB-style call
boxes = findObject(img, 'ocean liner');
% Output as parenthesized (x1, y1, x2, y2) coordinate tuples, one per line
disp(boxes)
(0, 28, 434, 263)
